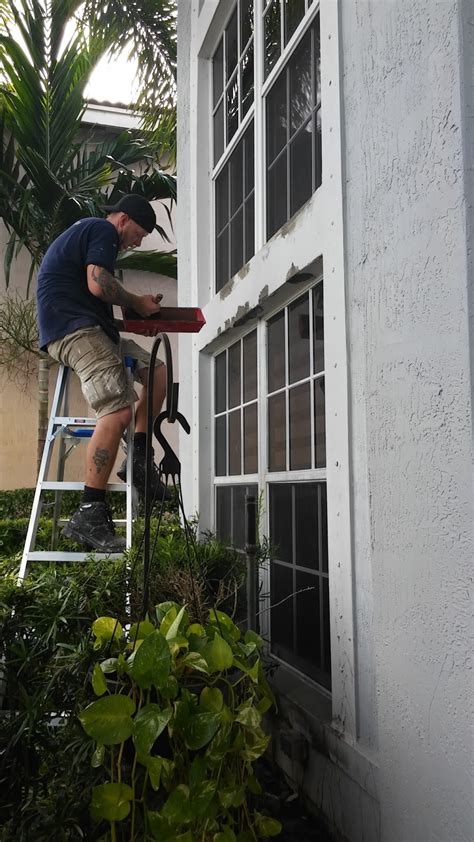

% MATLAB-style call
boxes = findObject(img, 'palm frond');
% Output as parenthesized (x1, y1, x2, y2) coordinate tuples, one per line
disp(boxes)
(116, 248, 177, 279)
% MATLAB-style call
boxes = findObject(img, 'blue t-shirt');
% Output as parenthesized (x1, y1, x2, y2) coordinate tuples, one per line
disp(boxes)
(37, 217, 120, 350)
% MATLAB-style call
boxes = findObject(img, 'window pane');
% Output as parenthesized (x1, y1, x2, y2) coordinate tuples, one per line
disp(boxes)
(266, 70, 287, 164)
(244, 123, 255, 196)
(314, 106, 322, 190)
(267, 152, 287, 238)
(243, 329, 257, 401)
(288, 293, 310, 383)
(295, 571, 321, 669)
(228, 341, 241, 408)
(230, 138, 243, 215)
(240, 0, 254, 50)
(290, 120, 313, 216)
(271, 562, 293, 654)
(284, 0, 305, 45)
(216, 486, 231, 543)
(230, 207, 244, 276)
(225, 9, 238, 80)
(289, 30, 312, 135)
(215, 415, 227, 475)
(267, 310, 285, 392)
(226, 71, 239, 142)
(241, 43, 254, 116)
(320, 482, 328, 573)
(295, 483, 318, 569)
(216, 167, 229, 233)
(228, 408, 241, 475)
(314, 376, 326, 469)
(213, 38, 224, 107)
(244, 403, 258, 473)
(268, 392, 286, 472)
(289, 382, 311, 470)
(232, 484, 246, 550)
(270, 483, 293, 563)
(314, 15, 321, 106)
(264, 0, 281, 78)
(213, 101, 224, 165)
(312, 282, 324, 372)
(216, 228, 229, 291)
(215, 351, 227, 413)
(244, 194, 255, 263)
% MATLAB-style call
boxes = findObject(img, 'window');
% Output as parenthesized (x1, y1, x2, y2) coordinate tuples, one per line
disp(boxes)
(263, 0, 315, 79)
(266, 14, 321, 239)
(216, 484, 258, 549)
(267, 283, 325, 472)
(214, 330, 258, 477)
(215, 123, 255, 292)
(212, 1, 254, 165)
(269, 481, 330, 687)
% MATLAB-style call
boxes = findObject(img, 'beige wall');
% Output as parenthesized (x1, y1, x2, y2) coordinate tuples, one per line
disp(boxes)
(0, 203, 178, 491)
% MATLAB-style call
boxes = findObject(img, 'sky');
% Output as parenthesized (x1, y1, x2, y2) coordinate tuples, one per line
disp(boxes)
(85, 51, 139, 106)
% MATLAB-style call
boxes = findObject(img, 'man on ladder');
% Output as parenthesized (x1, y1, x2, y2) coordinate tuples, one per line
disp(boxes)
(36, 194, 169, 553)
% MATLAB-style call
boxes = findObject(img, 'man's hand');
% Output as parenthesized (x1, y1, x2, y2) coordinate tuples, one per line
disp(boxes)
(134, 294, 163, 318)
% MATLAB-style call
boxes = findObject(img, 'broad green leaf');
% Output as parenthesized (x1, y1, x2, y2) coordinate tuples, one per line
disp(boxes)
(189, 755, 207, 789)
(240, 728, 271, 762)
(92, 616, 123, 642)
(235, 704, 261, 729)
(254, 813, 282, 837)
(161, 674, 179, 699)
(203, 634, 233, 673)
(129, 618, 155, 641)
(180, 651, 209, 674)
(91, 743, 105, 768)
(214, 828, 237, 842)
(205, 723, 232, 764)
(232, 656, 260, 684)
(208, 609, 241, 641)
(156, 600, 180, 623)
(159, 605, 177, 637)
(130, 629, 171, 689)
(92, 663, 107, 696)
(90, 782, 133, 822)
(100, 658, 119, 674)
(246, 774, 262, 795)
(165, 605, 187, 640)
(162, 784, 192, 824)
(192, 779, 217, 816)
(133, 703, 172, 756)
(169, 635, 189, 656)
(200, 687, 223, 713)
(244, 629, 264, 649)
(256, 696, 273, 715)
(79, 695, 135, 745)
(146, 811, 172, 840)
(218, 786, 245, 808)
(161, 757, 175, 789)
(184, 712, 221, 750)
(187, 623, 205, 637)
(138, 755, 162, 790)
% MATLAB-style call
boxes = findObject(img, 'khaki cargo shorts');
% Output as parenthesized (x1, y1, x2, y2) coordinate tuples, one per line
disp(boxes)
(47, 326, 164, 418)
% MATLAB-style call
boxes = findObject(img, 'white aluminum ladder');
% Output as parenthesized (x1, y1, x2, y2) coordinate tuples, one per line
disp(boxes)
(18, 361, 136, 582)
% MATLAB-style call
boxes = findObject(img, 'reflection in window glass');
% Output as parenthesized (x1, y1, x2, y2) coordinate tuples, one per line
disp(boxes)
(264, 0, 282, 78)
(266, 14, 321, 239)
(288, 294, 310, 384)
(244, 403, 258, 473)
(267, 311, 286, 393)
(215, 351, 227, 413)
(226, 9, 238, 80)
(213, 39, 224, 107)
(284, 0, 306, 44)
(229, 409, 241, 474)
(241, 44, 254, 116)
(215, 415, 227, 476)
(215, 483, 258, 549)
(241, 0, 254, 49)
(243, 330, 257, 401)
(216, 486, 231, 544)
(289, 382, 311, 470)
(228, 342, 241, 408)
(314, 376, 326, 468)
(268, 392, 286, 472)
(313, 282, 324, 373)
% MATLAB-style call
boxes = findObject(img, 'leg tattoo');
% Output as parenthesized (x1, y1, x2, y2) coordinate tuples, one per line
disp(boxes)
(93, 447, 109, 475)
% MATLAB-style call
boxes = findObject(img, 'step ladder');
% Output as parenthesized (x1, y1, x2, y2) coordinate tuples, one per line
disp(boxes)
(18, 359, 136, 583)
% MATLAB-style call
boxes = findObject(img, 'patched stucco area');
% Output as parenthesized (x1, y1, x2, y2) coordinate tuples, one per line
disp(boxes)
(341, 1, 473, 840)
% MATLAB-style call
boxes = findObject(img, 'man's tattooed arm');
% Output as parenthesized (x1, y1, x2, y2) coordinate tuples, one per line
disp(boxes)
(87, 264, 139, 309)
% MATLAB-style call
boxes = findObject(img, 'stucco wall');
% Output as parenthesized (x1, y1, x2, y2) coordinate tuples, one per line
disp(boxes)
(341, 1, 473, 839)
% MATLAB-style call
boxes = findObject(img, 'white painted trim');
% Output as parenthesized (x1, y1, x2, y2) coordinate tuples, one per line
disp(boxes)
(320, 0, 356, 736)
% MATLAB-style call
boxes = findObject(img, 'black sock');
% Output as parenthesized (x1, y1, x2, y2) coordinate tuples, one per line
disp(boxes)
(83, 486, 106, 504)
(133, 433, 148, 456)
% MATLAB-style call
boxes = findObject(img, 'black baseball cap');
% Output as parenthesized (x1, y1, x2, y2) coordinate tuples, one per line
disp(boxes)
(104, 195, 156, 233)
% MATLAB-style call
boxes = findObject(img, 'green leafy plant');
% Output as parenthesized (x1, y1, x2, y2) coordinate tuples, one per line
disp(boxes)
(79, 603, 282, 841)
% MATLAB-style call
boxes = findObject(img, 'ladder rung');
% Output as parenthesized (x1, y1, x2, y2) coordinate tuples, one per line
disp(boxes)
(41, 481, 127, 492)
(26, 552, 125, 562)
(53, 417, 96, 425)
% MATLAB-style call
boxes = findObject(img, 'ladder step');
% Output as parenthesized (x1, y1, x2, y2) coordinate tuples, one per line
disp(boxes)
(41, 481, 127, 492)
(26, 552, 125, 562)
(53, 417, 96, 425)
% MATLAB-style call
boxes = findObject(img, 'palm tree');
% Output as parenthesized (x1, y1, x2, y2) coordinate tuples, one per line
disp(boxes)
(0, 0, 177, 471)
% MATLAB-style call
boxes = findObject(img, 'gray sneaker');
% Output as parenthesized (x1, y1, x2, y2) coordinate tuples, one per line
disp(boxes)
(62, 501, 126, 553)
